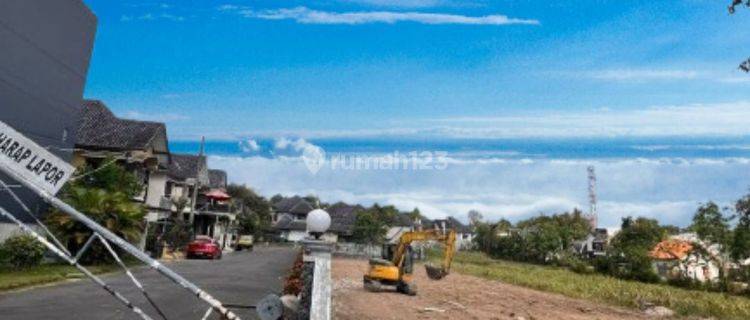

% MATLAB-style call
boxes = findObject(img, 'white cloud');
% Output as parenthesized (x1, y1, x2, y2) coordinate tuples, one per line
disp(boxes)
(224, 6, 539, 25)
(424, 101, 750, 138)
(273, 137, 324, 156)
(343, 0, 445, 8)
(218, 4, 241, 11)
(121, 13, 185, 22)
(239, 139, 261, 153)
(208, 154, 750, 229)
(579, 69, 750, 83)
(585, 69, 699, 81)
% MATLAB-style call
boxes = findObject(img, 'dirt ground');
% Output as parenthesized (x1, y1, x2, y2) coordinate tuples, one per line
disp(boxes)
(332, 258, 651, 320)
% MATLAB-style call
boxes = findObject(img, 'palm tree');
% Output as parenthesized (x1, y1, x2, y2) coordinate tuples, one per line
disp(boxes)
(46, 186, 145, 262)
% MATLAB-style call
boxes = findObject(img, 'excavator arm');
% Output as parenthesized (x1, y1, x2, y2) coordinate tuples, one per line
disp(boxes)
(391, 229, 456, 280)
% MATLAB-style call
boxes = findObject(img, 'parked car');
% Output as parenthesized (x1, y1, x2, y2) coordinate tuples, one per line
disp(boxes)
(235, 235, 254, 251)
(186, 236, 222, 260)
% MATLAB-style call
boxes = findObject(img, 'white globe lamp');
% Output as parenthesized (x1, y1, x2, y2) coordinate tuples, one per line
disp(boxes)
(306, 209, 331, 240)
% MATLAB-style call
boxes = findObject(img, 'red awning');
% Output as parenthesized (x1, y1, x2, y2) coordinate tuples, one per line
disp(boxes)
(205, 189, 231, 200)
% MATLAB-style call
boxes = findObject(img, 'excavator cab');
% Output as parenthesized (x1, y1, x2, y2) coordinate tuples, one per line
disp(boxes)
(363, 229, 456, 296)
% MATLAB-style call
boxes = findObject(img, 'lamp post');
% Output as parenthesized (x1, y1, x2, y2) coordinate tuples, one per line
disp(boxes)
(306, 209, 331, 240)
(301, 208, 333, 320)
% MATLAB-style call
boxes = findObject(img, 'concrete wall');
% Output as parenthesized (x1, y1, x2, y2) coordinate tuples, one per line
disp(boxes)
(145, 172, 168, 208)
(0, 222, 43, 242)
(334, 242, 382, 258)
(0, 0, 97, 223)
(282, 230, 338, 243)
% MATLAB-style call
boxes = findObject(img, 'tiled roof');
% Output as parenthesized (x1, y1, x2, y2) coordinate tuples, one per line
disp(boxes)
(208, 169, 227, 189)
(432, 217, 473, 233)
(273, 203, 364, 235)
(273, 196, 314, 215)
(273, 215, 307, 231)
(393, 213, 421, 227)
(77, 100, 167, 151)
(649, 239, 694, 260)
(328, 203, 364, 234)
(168, 153, 206, 181)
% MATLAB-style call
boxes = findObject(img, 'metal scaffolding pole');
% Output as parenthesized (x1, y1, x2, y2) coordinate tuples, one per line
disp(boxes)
(0, 168, 239, 320)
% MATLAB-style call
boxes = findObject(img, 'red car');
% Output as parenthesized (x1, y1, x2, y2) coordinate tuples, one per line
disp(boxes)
(186, 236, 223, 260)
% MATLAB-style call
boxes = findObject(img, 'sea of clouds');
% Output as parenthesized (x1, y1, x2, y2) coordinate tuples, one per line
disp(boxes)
(208, 139, 750, 228)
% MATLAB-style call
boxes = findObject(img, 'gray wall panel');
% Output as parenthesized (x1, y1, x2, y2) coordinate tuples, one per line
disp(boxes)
(0, 0, 97, 223)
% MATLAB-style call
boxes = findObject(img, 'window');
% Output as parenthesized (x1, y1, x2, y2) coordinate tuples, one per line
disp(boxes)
(164, 182, 173, 198)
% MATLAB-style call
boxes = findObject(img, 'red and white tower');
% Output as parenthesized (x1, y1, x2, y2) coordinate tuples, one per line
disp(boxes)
(587, 165, 598, 229)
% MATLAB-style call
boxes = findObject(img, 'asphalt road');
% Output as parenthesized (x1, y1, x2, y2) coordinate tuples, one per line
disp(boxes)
(0, 245, 297, 320)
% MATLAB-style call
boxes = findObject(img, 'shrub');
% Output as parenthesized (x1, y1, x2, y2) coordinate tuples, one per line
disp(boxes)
(554, 253, 595, 274)
(2, 235, 45, 269)
(283, 252, 304, 295)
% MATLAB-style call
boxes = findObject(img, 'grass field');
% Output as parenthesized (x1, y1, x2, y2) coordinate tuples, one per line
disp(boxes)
(0, 264, 123, 292)
(446, 251, 750, 319)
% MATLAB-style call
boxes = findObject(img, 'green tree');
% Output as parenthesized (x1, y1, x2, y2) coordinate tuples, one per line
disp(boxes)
(728, 1, 750, 71)
(352, 210, 386, 244)
(1, 234, 46, 269)
(47, 187, 145, 263)
(689, 202, 731, 246)
(226, 184, 272, 239)
(407, 208, 422, 221)
(467, 210, 483, 226)
(472, 221, 496, 252)
(351, 203, 400, 244)
(74, 159, 143, 197)
(270, 194, 284, 204)
(46, 162, 146, 264)
(731, 193, 750, 260)
(514, 209, 590, 263)
(601, 217, 665, 282)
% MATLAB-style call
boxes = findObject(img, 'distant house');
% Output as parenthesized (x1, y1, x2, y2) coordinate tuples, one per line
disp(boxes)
(432, 217, 475, 250)
(573, 228, 609, 258)
(273, 201, 363, 243)
(385, 213, 426, 244)
(195, 169, 237, 249)
(75, 100, 171, 249)
(649, 233, 722, 283)
(272, 196, 315, 222)
(327, 203, 365, 243)
(166, 154, 209, 217)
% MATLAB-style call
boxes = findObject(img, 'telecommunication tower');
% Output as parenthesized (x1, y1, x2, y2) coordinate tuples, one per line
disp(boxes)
(587, 165, 597, 229)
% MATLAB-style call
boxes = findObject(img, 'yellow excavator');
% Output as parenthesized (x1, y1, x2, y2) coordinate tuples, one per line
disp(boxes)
(363, 229, 456, 295)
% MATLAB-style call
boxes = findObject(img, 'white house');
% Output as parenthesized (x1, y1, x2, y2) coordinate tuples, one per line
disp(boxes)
(649, 233, 723, 283)
(432, 217, 475, 251)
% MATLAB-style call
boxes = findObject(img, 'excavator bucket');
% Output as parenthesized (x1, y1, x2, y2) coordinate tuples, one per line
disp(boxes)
(425, 264, 448, 280)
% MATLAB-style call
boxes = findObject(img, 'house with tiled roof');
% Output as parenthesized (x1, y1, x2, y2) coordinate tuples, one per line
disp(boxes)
(272, 196, 315, 222)
(75, 100, 170, 202)
(649, 233, 722, 283)
(431, 216, 475, 250)
(75, 100, 173, 249)
(273, 200, 364, 243)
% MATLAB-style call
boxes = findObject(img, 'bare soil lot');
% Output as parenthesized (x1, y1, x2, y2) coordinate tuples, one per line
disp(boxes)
(332, 258, 649, 320)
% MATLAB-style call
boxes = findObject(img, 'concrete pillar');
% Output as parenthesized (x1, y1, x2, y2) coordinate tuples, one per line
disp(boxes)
(301, 239, 333, 320)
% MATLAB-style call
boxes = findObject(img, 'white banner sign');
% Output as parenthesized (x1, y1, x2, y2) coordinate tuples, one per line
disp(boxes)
(0, 120, 75, 195)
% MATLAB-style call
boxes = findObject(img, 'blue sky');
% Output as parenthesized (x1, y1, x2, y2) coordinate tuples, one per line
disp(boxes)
(82, 0, 750, 140)
(80, 1, 750, 225)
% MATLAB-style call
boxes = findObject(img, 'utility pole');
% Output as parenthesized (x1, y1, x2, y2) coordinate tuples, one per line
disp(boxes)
(188, 136, 205, 227)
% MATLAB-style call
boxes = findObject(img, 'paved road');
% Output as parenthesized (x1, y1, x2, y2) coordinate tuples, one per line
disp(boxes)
(0, 245, 297, 320)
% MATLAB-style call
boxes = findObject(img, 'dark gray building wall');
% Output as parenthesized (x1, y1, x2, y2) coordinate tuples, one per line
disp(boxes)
(0, 0, 97, 224)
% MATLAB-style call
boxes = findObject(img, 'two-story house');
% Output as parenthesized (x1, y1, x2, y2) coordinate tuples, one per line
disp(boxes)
(75, 100, 172, 249)
(194, 169, 237, 249)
